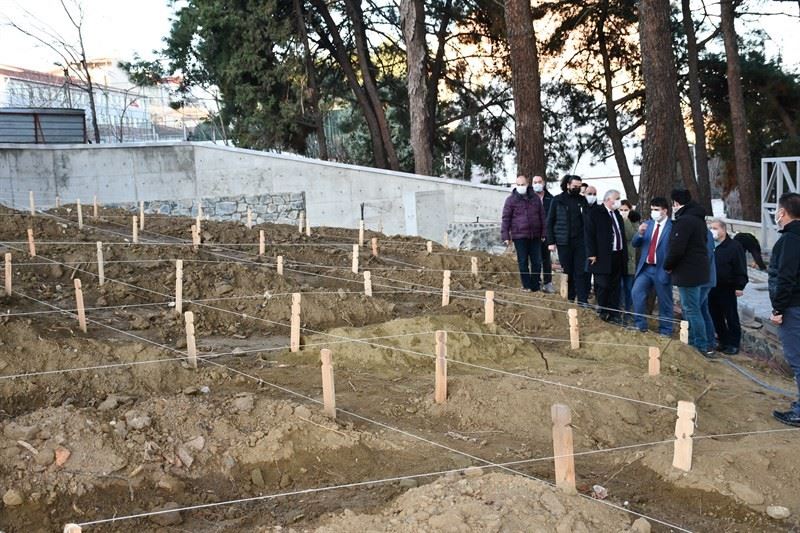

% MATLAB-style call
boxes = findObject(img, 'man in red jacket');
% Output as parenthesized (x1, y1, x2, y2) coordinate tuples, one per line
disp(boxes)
(502, 175, 547, 292)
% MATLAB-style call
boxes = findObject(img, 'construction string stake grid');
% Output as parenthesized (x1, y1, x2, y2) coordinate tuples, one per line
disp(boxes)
(1, 206, 792, 531)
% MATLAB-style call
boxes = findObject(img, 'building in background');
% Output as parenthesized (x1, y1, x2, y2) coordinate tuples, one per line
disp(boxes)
(0, 60, 215, 143)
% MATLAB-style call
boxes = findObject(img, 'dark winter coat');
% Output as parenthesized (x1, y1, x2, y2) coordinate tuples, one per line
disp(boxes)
(768, 220, 800, 314)
(546, 192, 588, 246)
(663, 201, 710, 287)
(714, 237, 749, 290)
(584, 204, 628, 275)
(501, 187, 546, 241)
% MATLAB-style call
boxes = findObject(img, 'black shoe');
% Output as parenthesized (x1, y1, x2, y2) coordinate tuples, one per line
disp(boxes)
(698, 348, 718, 359)
(773, 410, 800, 427)
(722, 346, 739, 355)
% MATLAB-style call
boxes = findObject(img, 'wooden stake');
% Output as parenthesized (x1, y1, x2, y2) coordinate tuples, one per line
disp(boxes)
(74, 278, 87, 333)
(434, 330, 447, 403)
(277, 255, 284, 276)
(191, 224, 199, 251)
(672, 401, 696, 472)
(471, 256, 479, 277)
(648, 346, 661, 376)
(363, 271, 372, 297)
(560, 274, 568, 300)
(29, 190, 35, 216)
(484, 290, 495, 324)
(132, 216, 139, 244)
(359, 220, 365, 246)
(63, 524, 82, 533)
(371, 237, 378, 257)
(175, 259, 183, 314)
(4, 253, 11, 296)
(426, 241, 433, 255)
(441, 270, 451, 306)
(139, 201, 145, 230)
(568, 308, 580, 350)
(246, 207, 252, 229)
(76, 199, 83, 229)
(259, 230, 265, 256)
(352, 244, 359, 274)
(305, 215, 311, 237)
(93, 195, 98, 218)
(290, 293, 301, 352)
(680, 321, 689, 344)
(320, 348, 336, 418)
(299, 211, 305, 233)
(96, 242, 105, 286)
(551, 403, 577, 494)
(184, 311, 197, 369)
(27, 228, 36, 257)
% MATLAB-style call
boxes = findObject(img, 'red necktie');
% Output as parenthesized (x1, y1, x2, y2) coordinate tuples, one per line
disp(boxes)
(647, 224, 660, 264)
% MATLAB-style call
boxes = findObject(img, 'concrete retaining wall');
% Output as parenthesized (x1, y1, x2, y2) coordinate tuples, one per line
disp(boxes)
(0, 142, 510, 242)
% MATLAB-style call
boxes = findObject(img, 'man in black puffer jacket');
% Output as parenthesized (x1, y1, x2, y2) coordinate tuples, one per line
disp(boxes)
(769, 193, 800, 427)
(664, 189, 712, 357)
(546, 175, 590, 305)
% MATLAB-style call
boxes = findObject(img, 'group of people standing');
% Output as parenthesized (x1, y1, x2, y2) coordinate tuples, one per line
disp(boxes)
(501, 175, 750, 353)
(501, 175, 800, 427)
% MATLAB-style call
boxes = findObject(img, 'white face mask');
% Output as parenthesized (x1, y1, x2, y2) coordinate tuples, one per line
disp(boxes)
(612, 199, 621, 210)
(515, 185, 527, 195)
(650, 210, 663, 222)
(711, 229, 720, 241)
(586, 195, 597, 205)
(532, 183, 544, 193)
(775, 209, 785, 228)
(620, 210, 630, 219)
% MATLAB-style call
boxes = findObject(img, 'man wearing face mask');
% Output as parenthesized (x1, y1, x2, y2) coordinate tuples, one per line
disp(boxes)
(547, 175, 590, 305)
(584, 189, 627, 324)
(501, 175, 546, 292)
(584, 185, 598, 208)
(768, 193, 800, 427)
(664, 189, 712, 358)
(532, 175, 556, 293)
(631, 197, 674, 335)
(708, 219, 748, 355)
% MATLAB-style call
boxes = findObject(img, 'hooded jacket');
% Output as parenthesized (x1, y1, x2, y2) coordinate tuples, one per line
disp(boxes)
(663, 201, 710, 287)
(501, 186, 546, 241)
(768, 219, 800, 314)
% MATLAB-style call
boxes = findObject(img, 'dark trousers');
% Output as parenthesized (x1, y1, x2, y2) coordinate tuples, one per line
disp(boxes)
(709, 285, 742, 349)
(594, 251, 624, 319)
(557, 240, 589, 304)
(778, 307, 800, 408)
(540, 240, 553, 285)
(513, 238, 543, 291)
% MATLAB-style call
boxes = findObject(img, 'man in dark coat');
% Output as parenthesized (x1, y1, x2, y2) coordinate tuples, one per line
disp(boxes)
(532, 175, 555, 293)
(769, 193, 800, 426)
(585, 189, 627, 323)
(546, 175, 590, 304)
(708, 219, 748, 355)
(664, 189, 712, 357)
(501, 175, 546, 291)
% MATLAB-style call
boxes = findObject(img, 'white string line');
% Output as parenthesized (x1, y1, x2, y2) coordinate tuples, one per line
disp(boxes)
(445, 330, 655, 349)
(1, 246, 680, 410)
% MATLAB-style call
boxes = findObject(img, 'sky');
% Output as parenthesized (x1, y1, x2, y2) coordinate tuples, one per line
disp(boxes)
(1, 0, 797, 184)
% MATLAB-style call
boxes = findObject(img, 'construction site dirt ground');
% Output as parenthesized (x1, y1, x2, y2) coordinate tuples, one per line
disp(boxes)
(1, 204, 799, 532)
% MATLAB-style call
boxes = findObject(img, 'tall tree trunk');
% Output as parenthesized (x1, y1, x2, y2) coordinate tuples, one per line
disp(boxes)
(342, 0, 400, 171)
(503, 0, 547, 178)
(675, 109, 702, 203)
(293, 0, 328, 160)
(80, 61, 101, 143)
(597, 2, 638, 204)
(309, 0, 388, 168)
(400, 0, 434, 175)
(681, 0, 713, 214)
(720, 0, 758, 221)
(426, 0, 452, 151)
(637, 0, 681, 213)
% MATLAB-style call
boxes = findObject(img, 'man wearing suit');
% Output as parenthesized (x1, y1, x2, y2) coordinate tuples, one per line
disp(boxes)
(631, 197, 673, 335)
(585, 189, 627, 323)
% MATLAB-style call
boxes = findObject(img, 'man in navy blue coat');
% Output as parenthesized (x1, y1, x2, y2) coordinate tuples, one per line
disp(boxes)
(631, 197, 674, 335)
